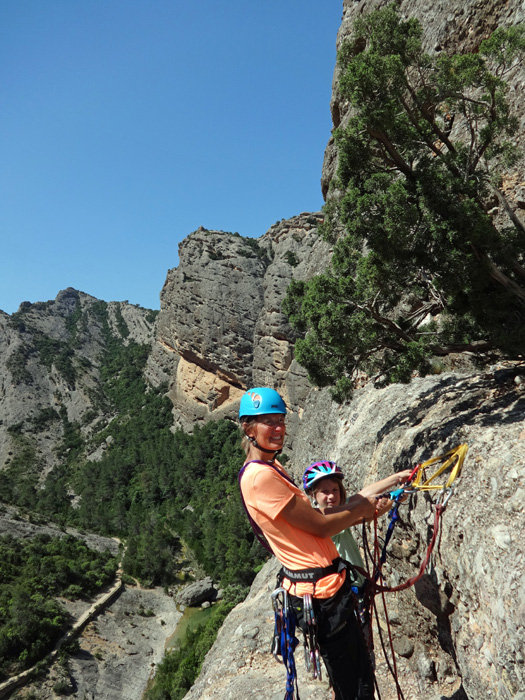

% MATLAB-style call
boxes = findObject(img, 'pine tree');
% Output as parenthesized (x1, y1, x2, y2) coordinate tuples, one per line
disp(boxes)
(283, 4, 525, 400)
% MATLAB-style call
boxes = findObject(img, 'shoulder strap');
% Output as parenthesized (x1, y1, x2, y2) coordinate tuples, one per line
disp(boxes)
(241, 460, 297, 485)
(238, 460, 297, 555)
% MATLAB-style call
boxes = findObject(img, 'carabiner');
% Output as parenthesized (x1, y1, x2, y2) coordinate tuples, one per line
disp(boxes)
(437, 487, 454, 509)
(272, 587, 287, 613)
(303, 593, 315, 626)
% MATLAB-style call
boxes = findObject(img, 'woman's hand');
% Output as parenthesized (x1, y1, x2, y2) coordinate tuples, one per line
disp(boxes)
(360, 468, 414, 499)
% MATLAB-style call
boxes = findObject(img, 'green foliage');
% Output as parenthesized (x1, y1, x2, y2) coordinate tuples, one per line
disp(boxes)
(113, 304, 130, 338)
(5, 326, 265, 589)
(64, 291, 83, 345)
(284, 250, 299, 267)
(284, 6, 525, 399)
(143, 599, 238, 700)
(6, 346, 33, 385)
(145, 309, 159, 324)
(0, 433, 40, 508)
(53, 678, 72, 695)
(34, 335, 76, 386)
(74, 416, 264, 588)
(0, 533, 117, 679)
(238, 236, 269, 261)
(31, 407, 60, 431)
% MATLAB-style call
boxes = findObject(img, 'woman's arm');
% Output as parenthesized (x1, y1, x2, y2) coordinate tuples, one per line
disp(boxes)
(359, 469, 413, 498)
(280, 492, 377, 538)
(318, 470, 414, 522)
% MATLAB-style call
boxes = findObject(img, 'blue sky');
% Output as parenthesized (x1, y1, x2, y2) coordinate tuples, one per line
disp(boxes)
(1, 1, 342, 315)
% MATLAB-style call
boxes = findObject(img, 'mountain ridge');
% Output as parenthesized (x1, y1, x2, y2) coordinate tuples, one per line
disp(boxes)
(2, 0, 525, 697)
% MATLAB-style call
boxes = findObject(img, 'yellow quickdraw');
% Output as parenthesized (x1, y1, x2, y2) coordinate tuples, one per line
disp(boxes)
(410, 443, 468, 491)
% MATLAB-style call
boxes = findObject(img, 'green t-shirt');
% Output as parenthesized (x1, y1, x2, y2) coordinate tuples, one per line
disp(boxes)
(332, 528, 366, 589)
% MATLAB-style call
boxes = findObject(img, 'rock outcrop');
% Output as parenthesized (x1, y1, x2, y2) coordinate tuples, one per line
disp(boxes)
(146, 214, 331, 443)
(182, 366, 525, 700)
(176, 577, 218, 608)
(0, 289, 156, 477)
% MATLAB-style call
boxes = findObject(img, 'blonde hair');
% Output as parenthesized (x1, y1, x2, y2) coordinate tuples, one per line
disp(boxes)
(240, 417, 256, 455)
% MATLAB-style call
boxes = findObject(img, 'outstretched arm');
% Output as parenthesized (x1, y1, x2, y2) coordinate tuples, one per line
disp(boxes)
(359, 468, 413, 519)
(280, 492, 378, 538)
(359, 469, 413, 498)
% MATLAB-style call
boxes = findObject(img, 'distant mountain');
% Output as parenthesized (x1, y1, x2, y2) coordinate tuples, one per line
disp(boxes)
(0, 288, 158, 484)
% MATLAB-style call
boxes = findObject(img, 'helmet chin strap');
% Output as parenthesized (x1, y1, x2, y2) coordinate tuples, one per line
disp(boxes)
(248, 436, 281, 458)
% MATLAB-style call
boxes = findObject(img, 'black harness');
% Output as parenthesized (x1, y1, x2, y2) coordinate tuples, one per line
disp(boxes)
(279, 557, 347, 584)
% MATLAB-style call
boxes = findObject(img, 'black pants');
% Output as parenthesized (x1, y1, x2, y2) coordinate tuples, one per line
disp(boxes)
(290, 578, 374, 700)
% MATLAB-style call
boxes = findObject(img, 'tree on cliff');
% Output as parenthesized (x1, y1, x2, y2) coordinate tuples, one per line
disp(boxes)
(283, 4, 525, 400)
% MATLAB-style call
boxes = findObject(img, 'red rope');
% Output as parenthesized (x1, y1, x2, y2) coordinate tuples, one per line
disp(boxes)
(371, 512, 405, 699)
(361, 503, 446, 698)
(372, 504, 443, 594)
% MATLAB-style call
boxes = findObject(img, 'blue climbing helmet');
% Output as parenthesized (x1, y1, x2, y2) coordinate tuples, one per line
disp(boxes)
(302, 461, 344, 492)
(239, 387, 287, 419)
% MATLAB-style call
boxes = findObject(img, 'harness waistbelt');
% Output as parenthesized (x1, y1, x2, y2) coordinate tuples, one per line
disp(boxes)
(280, 557, 345, 584)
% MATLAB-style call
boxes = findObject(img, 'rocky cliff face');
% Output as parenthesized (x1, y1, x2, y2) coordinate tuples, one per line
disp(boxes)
(183, 368, 525, 700)
(0, 288, 156, 478)
(146, 214, 331, 444)
(322, 0, 525, 200)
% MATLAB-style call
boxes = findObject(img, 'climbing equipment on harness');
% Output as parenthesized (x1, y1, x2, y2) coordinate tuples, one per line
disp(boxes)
(269, 560, 349, 695)
(271, 587, 301, 700)
(270, 588, 323, 699)
(302, 593, 322, 680)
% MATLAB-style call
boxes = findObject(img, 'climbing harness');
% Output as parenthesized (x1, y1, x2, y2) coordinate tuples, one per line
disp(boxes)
(271, 587, 301, 700)
(280, 557, 346, 589)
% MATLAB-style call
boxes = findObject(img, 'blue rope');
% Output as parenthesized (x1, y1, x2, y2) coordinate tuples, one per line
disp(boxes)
(272, 592, 301, 700)
(281, 606, 300, 700)
(375, 490, 404, 580)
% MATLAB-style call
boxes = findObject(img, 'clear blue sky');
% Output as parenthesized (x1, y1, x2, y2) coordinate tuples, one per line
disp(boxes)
(1, 1, 342, 315)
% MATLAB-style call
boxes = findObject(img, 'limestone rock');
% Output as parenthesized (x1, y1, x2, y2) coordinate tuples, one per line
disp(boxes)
(147, 214, 331, 443)
(176, 577, 218, 607)
(0, 288, 156, 478)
